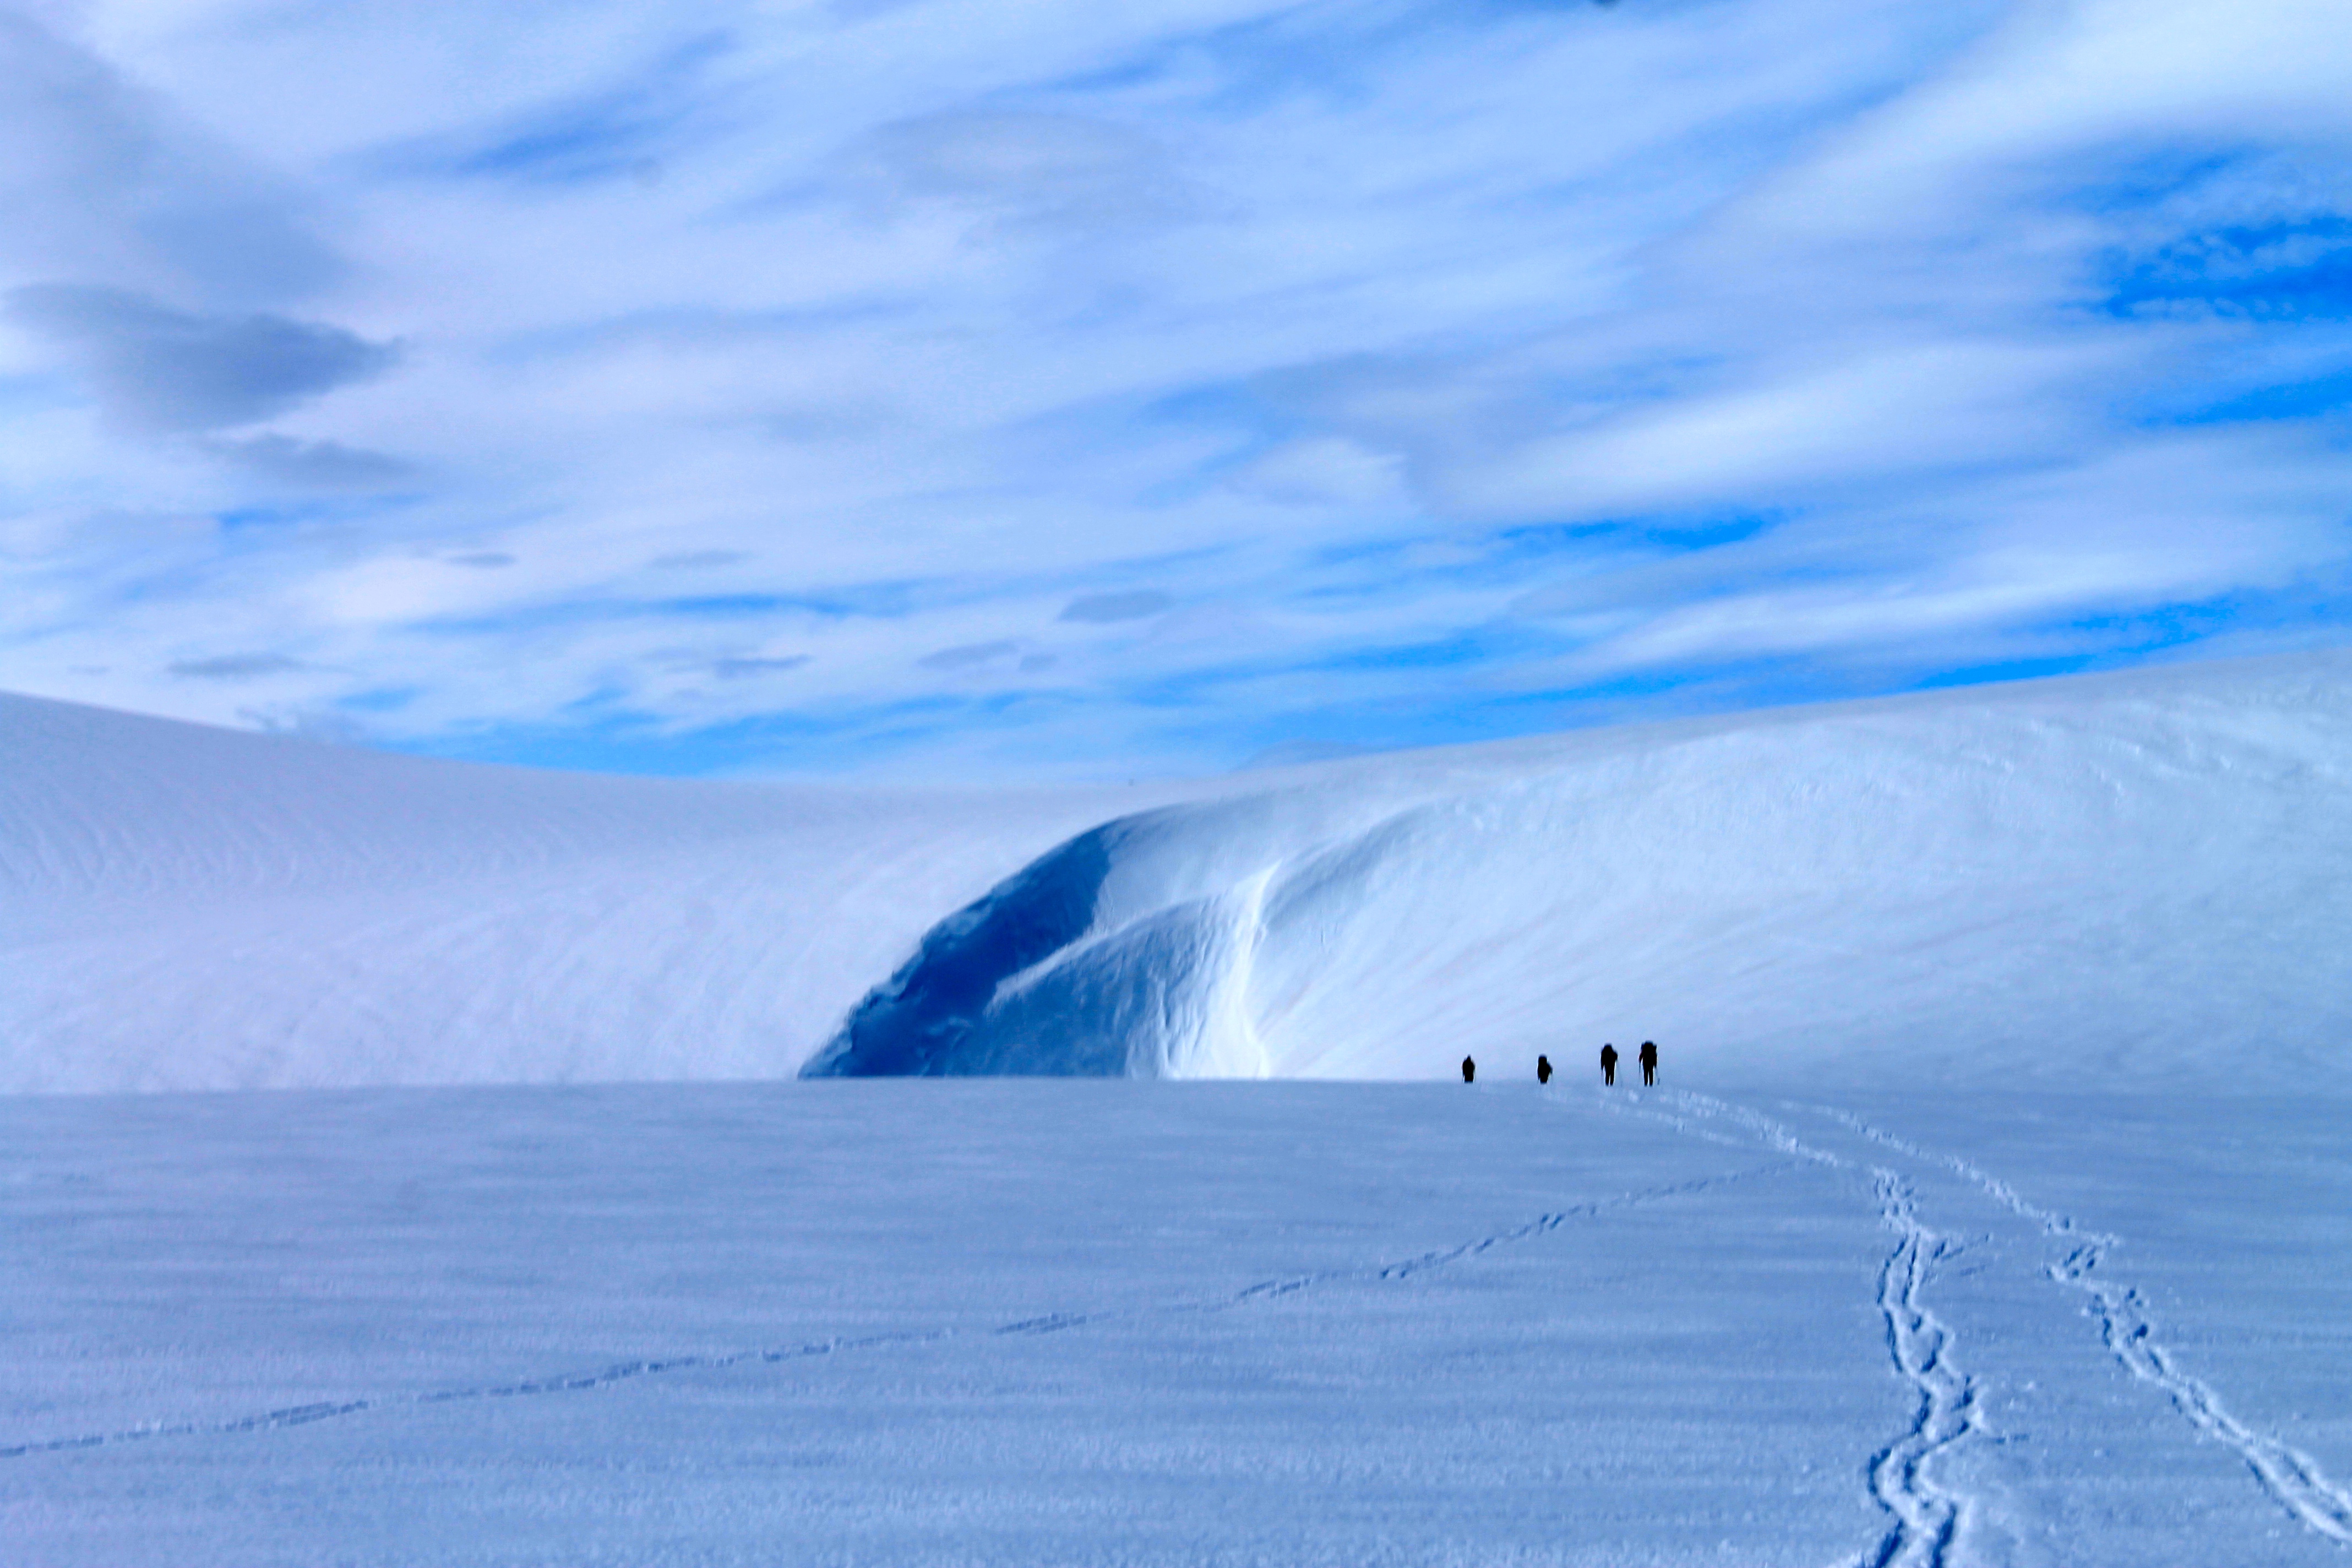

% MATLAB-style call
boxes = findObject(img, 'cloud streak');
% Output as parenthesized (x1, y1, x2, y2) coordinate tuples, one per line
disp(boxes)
(0, 8, 342, 303)
(168, 652, 306, 680)
(7, 285, 399, 434)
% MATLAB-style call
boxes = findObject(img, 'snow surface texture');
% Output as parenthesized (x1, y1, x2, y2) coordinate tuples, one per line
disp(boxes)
(808, 652, 2352, 1084)
(4, 1079, 2349, 1566)
(0, 692, 1185, 1092)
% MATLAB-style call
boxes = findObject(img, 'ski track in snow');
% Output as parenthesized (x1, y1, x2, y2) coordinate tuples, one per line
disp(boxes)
(1809, 1104, 2352, 1548)
(0, 1161, 1789, 1463)
(1625, 1091, 1986, 1568)
(1861, 1169, 1979, 1568)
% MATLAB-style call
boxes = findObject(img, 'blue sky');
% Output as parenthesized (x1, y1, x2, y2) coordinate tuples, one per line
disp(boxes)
(3, 0, 2349, 781)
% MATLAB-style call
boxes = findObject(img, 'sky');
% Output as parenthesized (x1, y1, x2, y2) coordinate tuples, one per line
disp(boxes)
(2, 0, 2349, 781)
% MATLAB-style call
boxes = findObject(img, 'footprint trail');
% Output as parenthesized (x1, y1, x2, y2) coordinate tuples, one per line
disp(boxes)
(0, 1158, 1786, 1462)
(1864, 1170, 1978, 1568)
(1813, 1106, 2352, 1547)
(1597, 1089, 1986, 1565)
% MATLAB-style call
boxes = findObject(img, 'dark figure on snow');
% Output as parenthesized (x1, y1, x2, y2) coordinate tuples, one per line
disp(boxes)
(1462, 1054, 1477, 1084)
(1639, 1040, 1658, 1086)
(1600, 1043, 1618, 1086)
(1536, 1054, 1553, 1085)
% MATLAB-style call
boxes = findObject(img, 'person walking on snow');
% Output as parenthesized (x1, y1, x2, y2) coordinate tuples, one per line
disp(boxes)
(1639, 1040, 1658, 1086)
(1462, 1055, 1477, 1084)
(1600, 1043, 1618, 1086)
(1536, 1054, 1553, 1085)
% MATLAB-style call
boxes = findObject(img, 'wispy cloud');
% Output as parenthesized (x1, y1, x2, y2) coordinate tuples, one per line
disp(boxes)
(1, 0, 2347, 778)
(168, 651, 306, 680)
(0, 9, 343, 302)
(917, 640, 1024, 671)
(202, 433, 415, 490)
(1060, 590, 1172, 623)
(7, 284, 399, 433)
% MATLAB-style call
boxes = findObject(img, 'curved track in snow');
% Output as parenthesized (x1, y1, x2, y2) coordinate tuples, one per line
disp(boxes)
(1822, 1107, 2352, 1547)
(1862, 1170, 1979, 1568)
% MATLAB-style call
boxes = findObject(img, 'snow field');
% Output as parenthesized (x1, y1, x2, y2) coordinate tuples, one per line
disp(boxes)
(6, 1079, 2351, 1566)
(7, 654, 2352, 1562)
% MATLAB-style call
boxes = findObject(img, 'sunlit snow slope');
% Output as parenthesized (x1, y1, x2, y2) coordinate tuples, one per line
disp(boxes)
(8, 652, 2349, 1093)
(0, 693, 1158, 1092)
(806, 652, 2352, 1084)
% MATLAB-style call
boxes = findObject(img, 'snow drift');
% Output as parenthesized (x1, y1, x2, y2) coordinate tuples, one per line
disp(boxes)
(7, 652, 2350, 1093)
(804, 652, 2352, 1083)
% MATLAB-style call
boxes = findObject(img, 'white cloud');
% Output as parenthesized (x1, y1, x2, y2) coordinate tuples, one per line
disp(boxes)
(1226, 437, 1408, 509)
(1, 0, 2347, 774)
(1455, 337, 2121, 518)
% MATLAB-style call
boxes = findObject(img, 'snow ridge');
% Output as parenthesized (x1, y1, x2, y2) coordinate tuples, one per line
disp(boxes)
(0, 689, 1176, 1092)
(799, 822, 1128, 1076)
(808, 653, 2352, 1084)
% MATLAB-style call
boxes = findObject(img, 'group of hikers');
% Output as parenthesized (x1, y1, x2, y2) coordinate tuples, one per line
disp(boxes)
(1460, 1042, 1656, 1087)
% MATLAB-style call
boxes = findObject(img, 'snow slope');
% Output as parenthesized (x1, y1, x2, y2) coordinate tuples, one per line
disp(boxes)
(0, 692, 1172, 1092)
(808, 652, 2352, 1087)
(8, 650, 2350, 1093)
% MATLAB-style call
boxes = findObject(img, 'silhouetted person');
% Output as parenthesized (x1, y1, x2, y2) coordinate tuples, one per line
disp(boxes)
(1600, 1043, 1617, 1086)
(1536, 1054, 1553, 1085)
(1639, 1040, 1658, 1086)
(1462, 1054, 1476, 1084)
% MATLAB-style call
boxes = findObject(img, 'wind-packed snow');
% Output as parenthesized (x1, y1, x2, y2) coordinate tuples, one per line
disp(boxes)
(809, 652, 2352, 1085)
